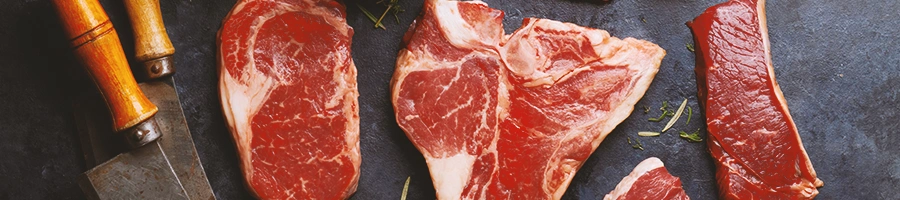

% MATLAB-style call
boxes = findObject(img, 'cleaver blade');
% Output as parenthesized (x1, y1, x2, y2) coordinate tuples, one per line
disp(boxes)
(78, 141, 189, 200)
(74, 77, 215, 199)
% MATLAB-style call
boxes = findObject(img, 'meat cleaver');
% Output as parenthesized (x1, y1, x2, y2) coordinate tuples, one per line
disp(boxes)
(54, 0, 214, 199)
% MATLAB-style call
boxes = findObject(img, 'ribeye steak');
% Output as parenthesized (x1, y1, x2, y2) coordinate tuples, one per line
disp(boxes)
(218, 0, 360, 199)
(391, 0, 665, 199)
(688, 0, 823, 198)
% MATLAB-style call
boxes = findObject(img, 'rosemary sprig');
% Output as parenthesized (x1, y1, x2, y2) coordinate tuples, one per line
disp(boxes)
(374, 1, 392, 27)
(376, 0, 403, 26)
(679, 129, 703, 142)
(357, 4, 385, 29)
(648, 110, 669, 122)
(378, 0, 404, 24)
(628, 137, 644, 150)
(358, 0, 403, 29)
(648, 101, 674, 122)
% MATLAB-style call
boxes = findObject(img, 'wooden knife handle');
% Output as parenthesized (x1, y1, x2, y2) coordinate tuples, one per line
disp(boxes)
(124, 0, 175, 80)
(53, 0, 158, 133)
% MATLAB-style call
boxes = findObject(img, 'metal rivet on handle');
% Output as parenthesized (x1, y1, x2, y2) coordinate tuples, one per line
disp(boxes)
(123, 118, 162, 149)
(150, 63, 161, 74)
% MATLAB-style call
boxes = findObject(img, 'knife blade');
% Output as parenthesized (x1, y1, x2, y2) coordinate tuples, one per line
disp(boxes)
(122, 0, 216, 199)
(52, 0, 186, 198)
(135, 77, 216, 200)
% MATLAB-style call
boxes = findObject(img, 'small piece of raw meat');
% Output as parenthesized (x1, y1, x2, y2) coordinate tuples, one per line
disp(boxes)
(218, 0, 360, 199)
(688, 0, 823, 199)
(604, 157, 689, 200)
(391, 0, 665, 199)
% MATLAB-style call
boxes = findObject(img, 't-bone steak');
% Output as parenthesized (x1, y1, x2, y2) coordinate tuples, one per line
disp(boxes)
(688, 0, 823, 198)
(604, 157, 690, 200)
(391, 0, 665, 199)
(218, 0, 360, 199)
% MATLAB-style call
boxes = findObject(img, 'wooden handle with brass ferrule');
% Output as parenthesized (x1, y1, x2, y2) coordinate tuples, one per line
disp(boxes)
(124, 0, 175, 80)
(53, 0, 161, 147)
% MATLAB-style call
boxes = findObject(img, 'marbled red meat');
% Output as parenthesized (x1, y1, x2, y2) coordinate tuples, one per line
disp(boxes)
(391, 0, 665, 199)
(604, 157, 689, 200)
(688, 0, 823, 199)
(218, 0, 360, 199)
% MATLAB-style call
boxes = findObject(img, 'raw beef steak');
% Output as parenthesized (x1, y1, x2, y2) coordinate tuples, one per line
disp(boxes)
(218, 0, 360, 199)
(604, 157, 689, 200)
(391, 0, 665, 199)
(688, 0, 823, 198)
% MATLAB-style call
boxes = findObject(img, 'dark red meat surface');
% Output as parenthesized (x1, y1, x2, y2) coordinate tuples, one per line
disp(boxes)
(392, 0, 665, 199)
(605, 157, 690, 200)
(218, 0, 360, 199)
(688, 0, 823, 199)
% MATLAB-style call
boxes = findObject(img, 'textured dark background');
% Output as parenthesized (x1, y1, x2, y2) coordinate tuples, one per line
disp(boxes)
(1, 0, 898, 199)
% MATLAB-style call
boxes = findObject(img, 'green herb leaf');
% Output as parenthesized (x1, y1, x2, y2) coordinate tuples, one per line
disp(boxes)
(357, 4, 385, 29)
(628, 137, 644, 150)
(648, 110, 668, 122)
(685, 106, 693, 125)
(643, 106, 650, 114)
(648, 101, 672, 122)
(686, 44, 695, 52)
(665, 111, 675, 117)
(679, 129, 703, 142)
(662, 98, 688, 132)
(400, 176, 410, 200)
(638, 131, 661, 137)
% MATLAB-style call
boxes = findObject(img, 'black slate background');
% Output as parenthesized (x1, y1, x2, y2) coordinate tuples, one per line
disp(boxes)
(1, 0, 898, 199)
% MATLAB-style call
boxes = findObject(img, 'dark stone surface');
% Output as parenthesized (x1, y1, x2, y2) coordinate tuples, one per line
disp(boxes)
(0, 0, 897, 199)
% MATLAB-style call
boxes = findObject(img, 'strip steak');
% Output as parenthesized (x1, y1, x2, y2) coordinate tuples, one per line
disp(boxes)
(391, 0, 665, 199)
(218, 0, 360, 199)
(688, 0, 823, 198)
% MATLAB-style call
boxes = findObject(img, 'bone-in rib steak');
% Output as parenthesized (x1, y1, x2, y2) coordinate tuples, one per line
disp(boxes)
(391, 1, 665, 199)
(688, 0, 823, 198)
(604, 157, 690, 200)
(218, 0, 360, 199)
